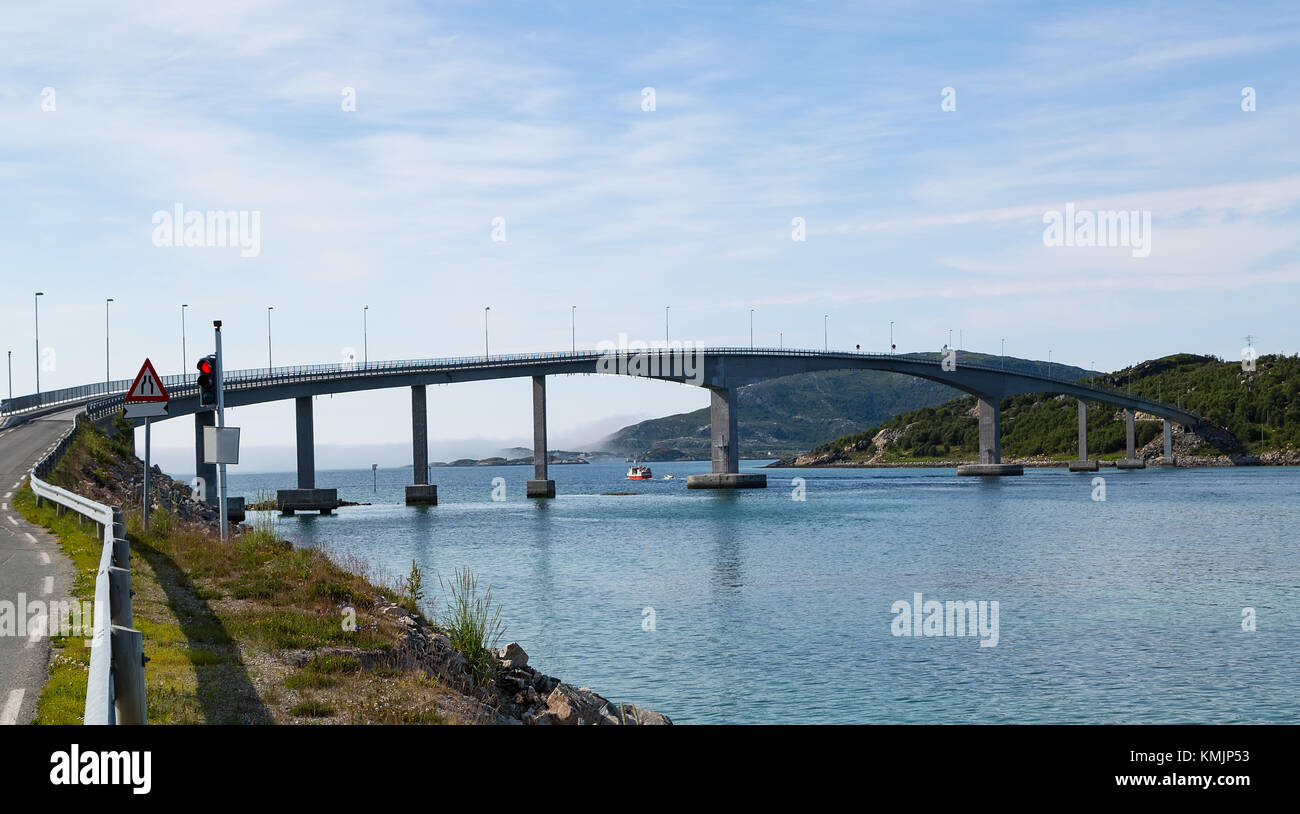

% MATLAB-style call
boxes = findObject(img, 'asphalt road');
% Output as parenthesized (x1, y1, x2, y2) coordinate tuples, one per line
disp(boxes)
(0, 411, 77, 725)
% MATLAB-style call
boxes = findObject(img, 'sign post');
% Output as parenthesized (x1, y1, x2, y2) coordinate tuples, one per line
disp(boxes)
(123, 358, 170, 531)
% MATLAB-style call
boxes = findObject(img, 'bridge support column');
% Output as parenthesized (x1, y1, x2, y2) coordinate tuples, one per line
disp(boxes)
(296, 396, 315, 489)
(278, 396, 340, 514)
(526, 376, 555, 498)
(1069, 399, 1098, 472)
(405, 385, 437, 505)
(1159, 418, 1176, 467)
(958, 396, 1023, 476)
(687, 385, 766, 489)
(194, 411, 218, 507)
(1116, 408, 1146, 469)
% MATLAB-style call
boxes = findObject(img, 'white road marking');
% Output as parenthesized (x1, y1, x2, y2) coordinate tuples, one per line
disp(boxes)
(0, 690, 24, 725)
(39, 550, 49, 563)
(42, 576, 53, 595)
(3, 492, 11, 499)
(5, 516, 15, 525)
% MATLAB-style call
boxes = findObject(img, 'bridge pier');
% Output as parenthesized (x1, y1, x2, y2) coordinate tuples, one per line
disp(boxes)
(1069, 399, 1098, 471)
(405, 385, 437, 505)
(278, 396, 340, 514)
(1158, 418, 1176, 466)
(1116, 408, 1146, 469)
(958, 396, 1023, 476)
(526, 376, 555, 498)
(687, 385, 766, 489)
(194, 411, 218, 506)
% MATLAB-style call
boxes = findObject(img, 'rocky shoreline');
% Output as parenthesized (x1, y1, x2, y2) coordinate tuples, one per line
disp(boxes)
(365, 599, 669, 725)
(768, 422, 1300, 468)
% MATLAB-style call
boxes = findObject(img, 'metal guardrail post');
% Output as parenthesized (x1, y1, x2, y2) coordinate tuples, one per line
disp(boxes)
(110, 626, 147, 725)
(112, 537, 130, 570)
(107, 566, 133, 628)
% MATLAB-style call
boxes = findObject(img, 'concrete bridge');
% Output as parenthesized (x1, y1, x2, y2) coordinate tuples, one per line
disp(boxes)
(1, 347, 1204, 509)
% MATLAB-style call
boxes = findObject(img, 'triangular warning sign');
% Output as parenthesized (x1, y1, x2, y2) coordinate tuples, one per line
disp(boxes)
(125, 358, 170, 403)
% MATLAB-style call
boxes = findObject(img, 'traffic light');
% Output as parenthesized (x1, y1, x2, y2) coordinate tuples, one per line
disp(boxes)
(196, 355, 218, 407)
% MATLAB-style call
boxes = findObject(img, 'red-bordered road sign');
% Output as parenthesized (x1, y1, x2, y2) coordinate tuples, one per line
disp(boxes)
(124, 358, 170, 403)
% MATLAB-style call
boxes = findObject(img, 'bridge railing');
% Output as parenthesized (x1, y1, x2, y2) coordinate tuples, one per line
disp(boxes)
(1, 374, 192, 417)
(28, 413, 146, 725)
(15, 346, 1188, 425)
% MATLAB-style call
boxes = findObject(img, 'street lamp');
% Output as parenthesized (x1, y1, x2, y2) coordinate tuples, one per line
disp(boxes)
(6, 350, 12, 403)
(105, 298, 114, 384)
(267, 306, 274, 369)
(484, 306, 490, 356)
(181, 304, 188, 373)
(889, 321, 894, 354)
(571, 305, 576, 352)
(34, 292, 43, 394)
(750, 309, 755, 350)
(665, 305, 670, 346)
(1001, 338, 1006, 369)
(824, 314, 828, 352)
(363, 306, 369, 365)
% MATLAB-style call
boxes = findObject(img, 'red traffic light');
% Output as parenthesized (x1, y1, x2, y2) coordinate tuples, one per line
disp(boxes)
(197, 359, 213, 375)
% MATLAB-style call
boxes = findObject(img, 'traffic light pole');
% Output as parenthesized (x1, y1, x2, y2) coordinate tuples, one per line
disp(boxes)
(214, 321, 228, 541)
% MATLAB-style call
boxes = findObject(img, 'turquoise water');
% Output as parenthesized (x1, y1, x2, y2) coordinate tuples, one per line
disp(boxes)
(221, 461, 1299, 724)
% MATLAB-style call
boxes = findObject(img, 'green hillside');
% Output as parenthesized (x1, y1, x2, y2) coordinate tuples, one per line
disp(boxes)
(598, 352, 1090, 459)
(797, 353, 1300, 464)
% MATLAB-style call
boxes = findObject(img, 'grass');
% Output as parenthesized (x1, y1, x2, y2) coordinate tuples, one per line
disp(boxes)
(289, 698, 337, 718)
(14, 421, 471, 724)
(439, 567, 505, 683)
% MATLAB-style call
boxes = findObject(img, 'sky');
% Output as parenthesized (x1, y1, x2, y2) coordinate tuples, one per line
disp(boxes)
(2, 0, 1299, 471)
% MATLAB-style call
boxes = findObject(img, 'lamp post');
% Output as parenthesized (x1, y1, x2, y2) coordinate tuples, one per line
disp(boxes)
(267, 306, 274, 369)
(823, 314, 828, 352)
(750, 309, 755, 350)
(571, 305, 576, 352)
(6, 350, 11, 404)
(1001, 338, 1006, 369)
(484, 306, 490, 356)
(34, 292, 43, 394)
(889, 321, 894, 354)
(363, 306, 369, 365)
(181, 303, 188, 373)
(105, 298, 114, 384)
(665, 305, 670, 346)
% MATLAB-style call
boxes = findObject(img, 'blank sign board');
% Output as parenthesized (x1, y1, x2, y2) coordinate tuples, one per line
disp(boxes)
(203, 426, 241, 465)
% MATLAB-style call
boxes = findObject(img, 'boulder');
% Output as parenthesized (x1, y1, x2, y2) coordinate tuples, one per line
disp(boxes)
(496, 642, 528, 668)
(543, 684, 609, 725)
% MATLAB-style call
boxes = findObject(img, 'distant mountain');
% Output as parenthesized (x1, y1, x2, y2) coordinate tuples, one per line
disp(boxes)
(597, 352, 1091, 459)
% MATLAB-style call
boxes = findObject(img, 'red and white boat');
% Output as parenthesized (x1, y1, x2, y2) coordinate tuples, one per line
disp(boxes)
(626, 463, 652, 480)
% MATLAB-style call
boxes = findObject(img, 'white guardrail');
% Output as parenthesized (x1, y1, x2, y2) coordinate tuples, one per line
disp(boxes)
(30, 413, 146, 725)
